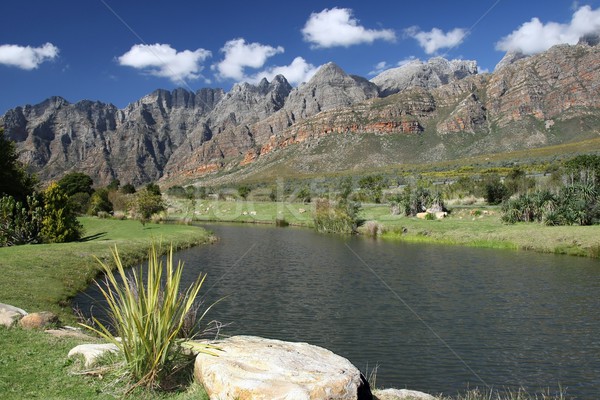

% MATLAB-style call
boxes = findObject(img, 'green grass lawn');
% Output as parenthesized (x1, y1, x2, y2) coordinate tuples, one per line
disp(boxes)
(0, 217, 213, 323)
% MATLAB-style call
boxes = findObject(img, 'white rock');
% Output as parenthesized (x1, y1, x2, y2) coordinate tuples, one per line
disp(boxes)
(373, 388, 436, 400)
(194, 335, 369, 400)
(68, 343, 119, 367)
(0, 303, 27, 328)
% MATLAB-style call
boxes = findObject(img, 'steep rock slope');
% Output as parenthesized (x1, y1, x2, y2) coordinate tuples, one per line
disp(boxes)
(371, 58, 478, 97)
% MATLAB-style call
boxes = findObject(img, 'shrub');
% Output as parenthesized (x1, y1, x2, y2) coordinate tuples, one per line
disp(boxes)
(0, 194, 43, 246)
(41, 182, 83, 243)
(275, 218, 289, 227)
(81, 245, 216, 390)
(483, 175, 510, 205)
(313, 199, 361, 234)
(363, 220, 386, 237)
(88, 188, 113, 216)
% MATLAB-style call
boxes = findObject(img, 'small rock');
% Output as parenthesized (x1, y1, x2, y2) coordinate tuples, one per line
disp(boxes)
(194, 335, 372, 400)
(46, 326, 94, 340)
(68, 343, 120, 367)
(0, 303, 28, 328)
(19, 311, 59, 330)
(373, 388, 436, 400)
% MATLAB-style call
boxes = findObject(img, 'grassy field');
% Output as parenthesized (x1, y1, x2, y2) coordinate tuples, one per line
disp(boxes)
(0, 217, 214, 323)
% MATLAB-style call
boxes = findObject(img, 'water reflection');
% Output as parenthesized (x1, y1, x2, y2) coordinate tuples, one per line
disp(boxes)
(74, 223, 600, 397)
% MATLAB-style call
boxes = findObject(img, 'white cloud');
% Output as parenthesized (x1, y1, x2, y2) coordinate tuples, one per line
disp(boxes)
(214, 38, 284, 80)
(302, 8, 396, 48)
(0, 43, 59, 70)
(496, 5, 600, 54)
(397, 56, 419, 67)
(247, 57, 319, 86)
(368, 61, 391, 76)
(406, 26, 467, 54)
(118, 43, 211, 83)
(368, 56, 420, 76)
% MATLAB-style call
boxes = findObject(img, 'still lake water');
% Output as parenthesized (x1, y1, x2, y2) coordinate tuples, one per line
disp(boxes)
(74, 223, 600, 397)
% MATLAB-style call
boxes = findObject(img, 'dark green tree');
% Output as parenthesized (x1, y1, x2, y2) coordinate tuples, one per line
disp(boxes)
(121, 183, 136, 194)
(57, 172, 94, 197)
(237, 185, 251, 200)
(146, 182, 162, 196)
(0, 128, 36, 202)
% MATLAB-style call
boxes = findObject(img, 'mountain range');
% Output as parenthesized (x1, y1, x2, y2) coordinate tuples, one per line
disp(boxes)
(2, 38, 600, 187)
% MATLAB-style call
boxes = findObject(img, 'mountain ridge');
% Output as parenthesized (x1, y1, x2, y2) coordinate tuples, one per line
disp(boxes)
(2, 42, 600, 186)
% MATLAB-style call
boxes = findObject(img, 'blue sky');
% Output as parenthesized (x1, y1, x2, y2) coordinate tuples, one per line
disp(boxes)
(1, 0, 599, 113)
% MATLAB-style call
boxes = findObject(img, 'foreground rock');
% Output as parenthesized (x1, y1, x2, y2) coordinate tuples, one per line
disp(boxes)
(194, 335, 372, 400)
(373, 388, 436, 400)
(0, 303, 28, 327)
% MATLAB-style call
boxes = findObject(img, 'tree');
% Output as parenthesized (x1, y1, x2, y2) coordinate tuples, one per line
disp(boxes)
(41, 182, 83, 243)
(121, 183, 136, 194)
(146, 182, 162, 196)
(107, 178, 121, 191)
(237, 185, 251, 200)
(358, 175, 385, 203)
(57, 172, 94, 197)
(134, 188, 165, 225)
(482, 175, 510, 205)
(88, 188, 113, 215)
(0, 128, 36, 202)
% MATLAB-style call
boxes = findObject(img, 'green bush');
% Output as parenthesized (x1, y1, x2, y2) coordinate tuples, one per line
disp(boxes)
(88, 188, 113, 216)
(313, 199, 361, 234)
(82, 244, 216, 390)
(0, 194, 43, 246)
(41, 182, 83, 243)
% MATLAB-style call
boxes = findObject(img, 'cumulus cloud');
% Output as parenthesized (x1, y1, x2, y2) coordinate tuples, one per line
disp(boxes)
(214, 38, 284, 80)
(118, 43, 211, 83)
(247, 57, 319, 86)
(406, 26, 467, 54)
(0, 43, 59, 70)
(302, 8, 396, 48)
(496, 5, 600, 54)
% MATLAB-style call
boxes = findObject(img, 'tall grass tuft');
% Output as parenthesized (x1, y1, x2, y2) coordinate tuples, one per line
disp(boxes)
(81, 244, 214, 391)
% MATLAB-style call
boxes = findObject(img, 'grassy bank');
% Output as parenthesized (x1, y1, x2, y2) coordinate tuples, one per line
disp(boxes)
(168, 198, 600, 258)
(360, 205, 600, 258)
(0, 217, 213, 323)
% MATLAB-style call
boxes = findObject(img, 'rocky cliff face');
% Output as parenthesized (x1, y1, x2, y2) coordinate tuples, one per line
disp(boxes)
(371, 58, 478, 97)
(2, 42, 600, 186)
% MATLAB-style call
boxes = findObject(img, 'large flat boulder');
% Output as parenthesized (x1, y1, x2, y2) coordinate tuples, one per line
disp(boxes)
(373, 388, 436, 400)
(0, 303, 28, 327)
(194, 335, 372, 400)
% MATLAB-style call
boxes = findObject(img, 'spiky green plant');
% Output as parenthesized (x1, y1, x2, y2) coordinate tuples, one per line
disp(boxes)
(81, 244, 215, 390)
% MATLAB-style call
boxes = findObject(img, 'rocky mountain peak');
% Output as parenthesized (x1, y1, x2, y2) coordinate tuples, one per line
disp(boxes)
(494, 51, 529, 72)
(371, 58, 478, 97)
(284, 63, 379, 120)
